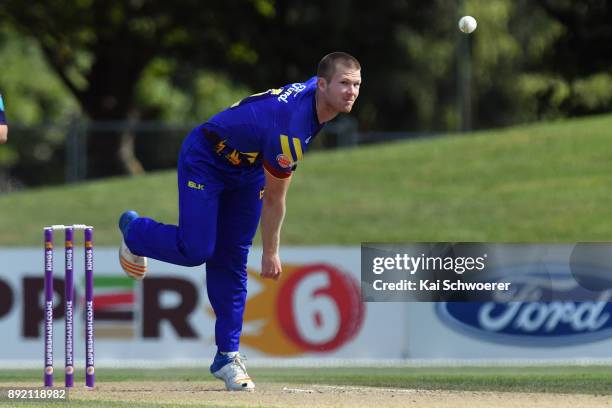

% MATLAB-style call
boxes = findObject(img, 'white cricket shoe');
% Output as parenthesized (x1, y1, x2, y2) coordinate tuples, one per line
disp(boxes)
(211, 352, 255, 391)
(119, 240, 147, 280)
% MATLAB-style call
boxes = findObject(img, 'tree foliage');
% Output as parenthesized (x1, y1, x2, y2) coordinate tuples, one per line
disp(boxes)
(0, 0, 270, 176)
(536, 0, 612, 115)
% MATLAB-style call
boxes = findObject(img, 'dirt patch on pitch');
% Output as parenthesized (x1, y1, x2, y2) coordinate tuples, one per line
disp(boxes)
(63, 381, 612, 408)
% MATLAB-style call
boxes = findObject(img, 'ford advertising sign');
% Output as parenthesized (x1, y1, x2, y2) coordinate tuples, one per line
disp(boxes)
(435, 260, 612, 347)
(436, 301, 612, 346)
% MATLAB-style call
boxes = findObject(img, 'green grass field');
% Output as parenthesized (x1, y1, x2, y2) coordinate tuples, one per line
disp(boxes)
(1, 114, 612, 245)
(2, 366, 612, 394)
(1, 366, 612, 407)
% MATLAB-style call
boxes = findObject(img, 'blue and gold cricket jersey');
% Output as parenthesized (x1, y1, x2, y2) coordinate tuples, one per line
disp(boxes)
(199, 76, 324, 178)
(126, 77, 326, 353)
(0, 94, 6, 124)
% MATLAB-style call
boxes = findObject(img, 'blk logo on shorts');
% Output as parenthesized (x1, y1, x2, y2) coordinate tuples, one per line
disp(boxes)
(188, 181, 204, 190)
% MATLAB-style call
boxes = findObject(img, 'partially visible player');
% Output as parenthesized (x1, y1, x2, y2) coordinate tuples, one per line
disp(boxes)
(0, 94, 7, 143)
(118, 52, 362, 391)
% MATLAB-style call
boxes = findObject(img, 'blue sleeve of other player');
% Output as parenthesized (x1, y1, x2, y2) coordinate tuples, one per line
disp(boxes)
(262, 132, 304, 179)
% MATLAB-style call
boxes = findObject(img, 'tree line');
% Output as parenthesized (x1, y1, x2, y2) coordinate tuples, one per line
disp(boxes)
(0, 0, 610, 181)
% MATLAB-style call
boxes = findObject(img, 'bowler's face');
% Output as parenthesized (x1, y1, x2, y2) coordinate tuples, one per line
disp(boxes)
(322, 65, 361, 113)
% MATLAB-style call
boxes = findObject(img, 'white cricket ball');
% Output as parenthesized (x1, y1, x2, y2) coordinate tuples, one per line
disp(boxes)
(458, 16, 477, 34)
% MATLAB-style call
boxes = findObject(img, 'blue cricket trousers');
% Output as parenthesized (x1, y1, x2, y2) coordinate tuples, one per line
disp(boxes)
(125, 126, 265, 352)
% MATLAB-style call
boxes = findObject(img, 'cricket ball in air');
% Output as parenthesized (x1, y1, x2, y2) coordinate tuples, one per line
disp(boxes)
(458, 16, 477, 34)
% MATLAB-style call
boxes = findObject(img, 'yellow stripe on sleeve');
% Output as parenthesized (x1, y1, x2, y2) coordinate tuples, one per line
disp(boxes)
(280, 135, 295, 162)
(292, 138, 303, 161)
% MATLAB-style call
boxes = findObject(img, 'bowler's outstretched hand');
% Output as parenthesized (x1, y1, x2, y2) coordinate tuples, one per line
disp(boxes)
(261, 252, 282, 280)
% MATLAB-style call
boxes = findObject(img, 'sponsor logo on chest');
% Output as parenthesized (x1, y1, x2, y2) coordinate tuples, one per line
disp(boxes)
(278, 83, 307, 103)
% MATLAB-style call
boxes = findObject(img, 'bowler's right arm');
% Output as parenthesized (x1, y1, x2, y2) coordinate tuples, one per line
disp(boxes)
(260, 169, 292, 280)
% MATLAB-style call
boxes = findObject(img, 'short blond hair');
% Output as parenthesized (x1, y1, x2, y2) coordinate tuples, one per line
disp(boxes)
(317, 52, 361, 81)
